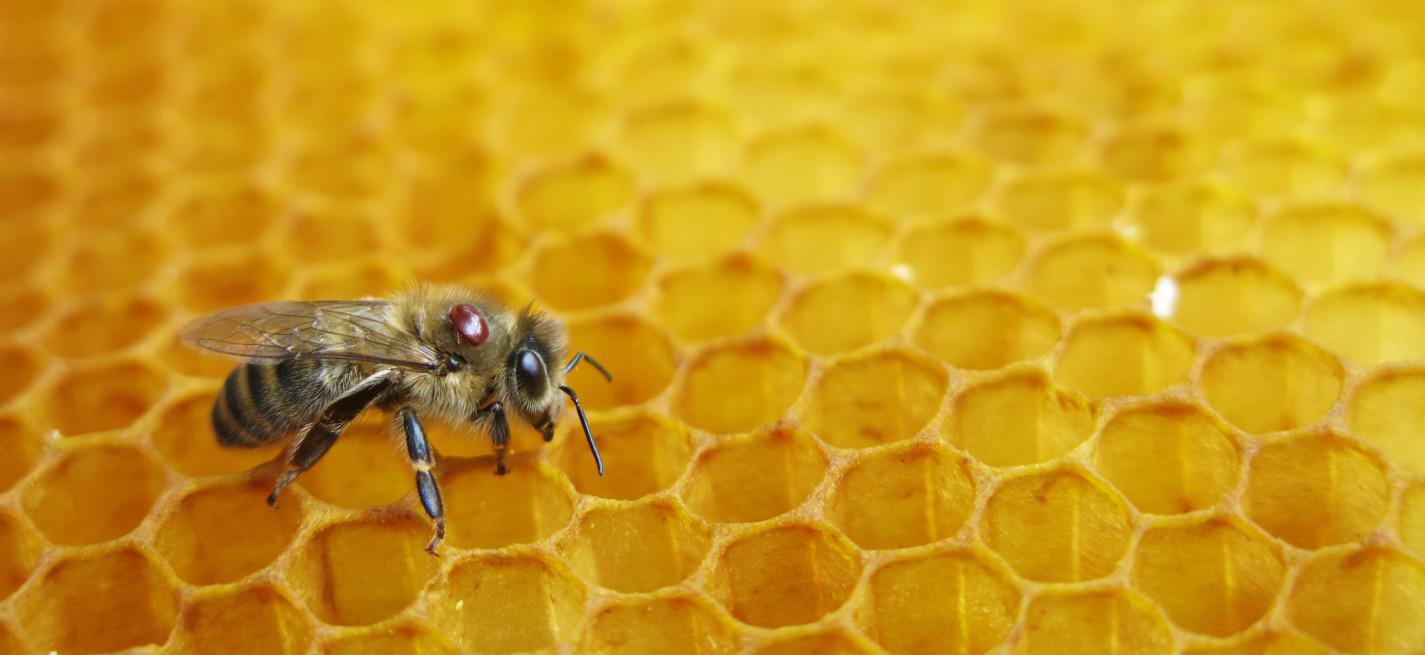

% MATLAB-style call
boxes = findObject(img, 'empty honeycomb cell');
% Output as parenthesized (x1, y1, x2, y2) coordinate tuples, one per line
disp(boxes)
(945, 369, 1095, 467)
(39, 295, 165, 358)
(859, 548, 1018, 655)
(321, 622, 459, 655)
(284, 209, 386, 266)
(761, 204, 892, 275)
(1182, 630, 1332, 655)
(835, 89, 955, 154)
(288, 515, 439, 626)
(1260, 203, 1392, 288)
(1304, 282, 1425, 366)
(1393, 234, 1425, 289)
(682, 426, 826, 523)
(77, 114, 170, 171)
(175, 585, 312, 655)
(778, 273, 918, 355)
(637, 183, 760, 262)
(0, 95, 60, 150)
(0, 511, 38, 600)
(1198, 334, 1344, 434)
(284, 144, 391, 200)
(618, 102, 737, 184)
(559, 499, 710, 592)
(22, 443, 166, 546)
(707, 523, 862, 628)
(1173, 258, 1303, 338)
(1220, 138, 1348, 200)
(803, 349, 947, 449)
(489, 84, 604, 157)
(967, 105, 1086, 164)
(176, 250, 291, 313)
(154, 478, 303, 585)
(748, 627, 878, 655)
(427, 552, 586, 654)
(1356, 150, 1425, 222)
(530, 231, 651, 311)
(398, 169, 499, 252)
(1016, 589, 1174, 655)
(1095, 401, 1240, 514)
(151, 390, 283, 476)
(556, 412, 691, 500)
(564, 314, 678, 409)
(1404, 482, 1425, 555)
(741, 126, 861, 207)
(1026, 234, 1160, 310)
(1054, 312, 1195, 400)
(0, 622, 21, 655)
(1350, 368, 1425, 472)
(1131, 517, 1285, 636)
(982, 469, 1136, 582)
(1288, 546, 1425, 653)
(0, 165, 61, 224)
(0, 344, 40, 406)
(1097, 124, 1203, 182)
(69, 166, 163, 229)
(613, 38, 709, 104)
(895, 217, 1026, 289)
(995, 168, 1124, 233)
(673, 338, 807, 434)
(46, 358, 166, 435)
(297, 421, 410, 509)
(440, 457, 574, 549)
(412, 228, 526, 287)
(14, 547, 178, 654)
(578, 594, 737, 655)
(1245, 430, 1390, 548)
(295, 260, 404, 301)
(517, 155, 635, 232)
(0, 284, 50, 333)
(867, 153, 993, 223)
(914, 289, 1059, 370)
(829, 443, 976, 549)
(1128, 182, 1256, 255)
(723, 60, 823, 119)
(0, 414, 40, 493)
(652, 255, 784, 341)
(166, 181, 279, 250)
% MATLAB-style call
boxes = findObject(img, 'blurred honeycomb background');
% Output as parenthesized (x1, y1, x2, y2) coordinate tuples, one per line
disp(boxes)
(3, 0, 1425, 652)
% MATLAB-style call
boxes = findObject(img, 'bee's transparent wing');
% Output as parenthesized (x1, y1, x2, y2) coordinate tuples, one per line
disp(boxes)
(180, 300, 443, 371)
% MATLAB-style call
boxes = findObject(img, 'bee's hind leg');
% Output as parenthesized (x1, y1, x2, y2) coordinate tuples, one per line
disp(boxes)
(268, 371, 393, 507)
(399, 407, 446, 556)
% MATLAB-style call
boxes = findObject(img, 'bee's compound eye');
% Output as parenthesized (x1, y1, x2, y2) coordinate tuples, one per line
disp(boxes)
(515, 349, 549, 398)
(449, 304, 489, 346)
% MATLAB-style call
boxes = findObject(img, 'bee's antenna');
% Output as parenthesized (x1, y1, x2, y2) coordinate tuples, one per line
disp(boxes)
(560, 385, 604, 476)
(564, 352, 613, 382)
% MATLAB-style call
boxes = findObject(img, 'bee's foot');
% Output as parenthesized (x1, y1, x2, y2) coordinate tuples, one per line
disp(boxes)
(267, 471, 297, 507)
(425, 519, 446, 556)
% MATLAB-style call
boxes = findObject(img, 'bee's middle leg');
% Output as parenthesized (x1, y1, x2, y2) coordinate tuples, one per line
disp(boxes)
(268, 371, 393, 506)
(399, 407, 446, 556)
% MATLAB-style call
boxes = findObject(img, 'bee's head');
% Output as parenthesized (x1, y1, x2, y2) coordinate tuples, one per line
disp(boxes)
(503, 308, 568, 436)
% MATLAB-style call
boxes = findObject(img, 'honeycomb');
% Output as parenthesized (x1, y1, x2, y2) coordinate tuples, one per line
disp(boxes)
(4, 0, 1425, 652)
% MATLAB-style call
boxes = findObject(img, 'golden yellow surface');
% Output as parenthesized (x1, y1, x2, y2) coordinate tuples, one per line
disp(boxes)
(3, 0, 1425, 653)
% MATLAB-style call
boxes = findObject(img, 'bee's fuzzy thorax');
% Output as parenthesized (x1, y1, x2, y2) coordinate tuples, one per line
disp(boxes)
(384, 283, 569, 426)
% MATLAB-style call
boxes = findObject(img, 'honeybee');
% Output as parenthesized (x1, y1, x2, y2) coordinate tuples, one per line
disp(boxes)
(181, 283, 609, 555)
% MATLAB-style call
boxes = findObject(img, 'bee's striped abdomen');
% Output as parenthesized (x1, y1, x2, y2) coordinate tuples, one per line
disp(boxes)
(212, 361, 321, 447)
